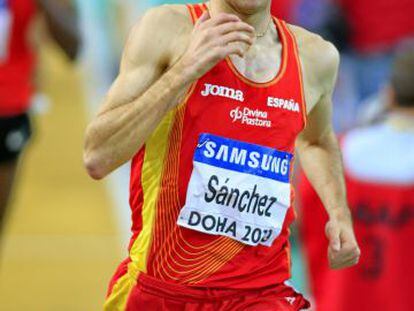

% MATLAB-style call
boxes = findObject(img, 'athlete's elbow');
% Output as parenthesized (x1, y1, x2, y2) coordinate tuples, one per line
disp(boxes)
(83, 151, 109, 180)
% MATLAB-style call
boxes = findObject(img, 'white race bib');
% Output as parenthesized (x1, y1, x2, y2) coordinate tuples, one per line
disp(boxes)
(177, 133, 293, 247)
(0, 0, 12, 63)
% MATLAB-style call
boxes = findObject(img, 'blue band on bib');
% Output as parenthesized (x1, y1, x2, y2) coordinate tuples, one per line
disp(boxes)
(194, 133, 293, 183)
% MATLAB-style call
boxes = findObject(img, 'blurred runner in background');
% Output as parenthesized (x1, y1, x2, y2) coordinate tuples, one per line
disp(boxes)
(0, 0, 79, 234)
(299, 46, 414, 311)
(293, 0, 414, 131)
(338, 0, 414, 101)
(270, 0, 296, 22)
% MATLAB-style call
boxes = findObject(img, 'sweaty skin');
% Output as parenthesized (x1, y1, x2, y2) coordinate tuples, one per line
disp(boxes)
(84, 1, 360, 270)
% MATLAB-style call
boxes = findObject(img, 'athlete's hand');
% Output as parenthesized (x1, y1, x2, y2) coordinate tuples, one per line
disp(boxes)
(325, 210, 361, 269)
(177, 11, 255, 83)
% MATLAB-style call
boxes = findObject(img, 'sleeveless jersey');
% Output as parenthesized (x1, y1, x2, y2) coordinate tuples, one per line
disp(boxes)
(299, 122, 414, 311)
(0, 0, 36, 117)
(125, 3, 306, 289)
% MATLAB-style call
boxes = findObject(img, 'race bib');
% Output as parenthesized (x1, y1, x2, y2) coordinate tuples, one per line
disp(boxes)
(0, 0, 12, 63)
(177, 133, 293, 247)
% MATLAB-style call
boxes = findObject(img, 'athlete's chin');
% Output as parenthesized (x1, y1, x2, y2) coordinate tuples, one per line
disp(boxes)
(227, 0, 270, 14)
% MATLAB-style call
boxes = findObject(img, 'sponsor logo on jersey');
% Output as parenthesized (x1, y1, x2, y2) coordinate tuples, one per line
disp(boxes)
(267, 96, 300, 112)
(230, 106, 272, 128)
(196, 134, 292, 182)
(201, 83, 244, 102)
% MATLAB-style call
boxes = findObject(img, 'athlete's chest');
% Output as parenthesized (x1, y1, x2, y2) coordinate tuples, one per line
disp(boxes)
(177, 57, 300, 248)
(181, 59, 305, 150)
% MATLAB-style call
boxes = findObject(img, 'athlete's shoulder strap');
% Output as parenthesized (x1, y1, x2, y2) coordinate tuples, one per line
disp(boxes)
(186, 3, 208, 24)
(273, 18, 308, 126)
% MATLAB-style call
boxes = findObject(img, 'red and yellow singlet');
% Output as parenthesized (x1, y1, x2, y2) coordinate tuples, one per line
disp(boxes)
(106, 3, 307, 309)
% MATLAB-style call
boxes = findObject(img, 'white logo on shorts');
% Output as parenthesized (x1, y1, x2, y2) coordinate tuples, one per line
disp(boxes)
(6, 130, 25, 152)
(285, 297, 296, 305)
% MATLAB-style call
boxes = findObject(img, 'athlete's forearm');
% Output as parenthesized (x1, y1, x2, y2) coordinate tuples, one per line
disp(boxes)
(297, 130, 350, 220)
(84, 63, 192, 180)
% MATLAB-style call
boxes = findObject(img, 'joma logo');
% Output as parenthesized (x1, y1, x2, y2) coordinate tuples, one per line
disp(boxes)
(201, 83, 244, 102)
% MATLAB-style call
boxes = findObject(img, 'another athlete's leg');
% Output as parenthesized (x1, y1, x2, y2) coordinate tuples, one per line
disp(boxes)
(0, 159, 18, 233)
(0, 113, 31, 235)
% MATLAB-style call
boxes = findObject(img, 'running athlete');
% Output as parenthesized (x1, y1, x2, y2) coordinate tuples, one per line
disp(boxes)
(84, 1, 360, 310)
(0, 0, 79, 233)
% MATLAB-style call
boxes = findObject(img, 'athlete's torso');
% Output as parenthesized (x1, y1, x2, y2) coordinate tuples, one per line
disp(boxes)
(0, 0, 36, 116)
(127, 3, 306, 289)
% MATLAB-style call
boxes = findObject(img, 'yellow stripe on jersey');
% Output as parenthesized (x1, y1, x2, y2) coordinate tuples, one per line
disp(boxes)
(103, 262, 138, 311)
(129, 109, 176, 270)
(104, 110, 176, 310)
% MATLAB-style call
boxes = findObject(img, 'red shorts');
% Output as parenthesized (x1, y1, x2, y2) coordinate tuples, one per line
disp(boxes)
(114, 273, 310, 311)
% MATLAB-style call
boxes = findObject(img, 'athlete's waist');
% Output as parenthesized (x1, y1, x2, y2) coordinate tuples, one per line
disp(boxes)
(0, 101, 31, 117)
(0, 79, 33, 111)
(137, 272, 289, 301)
(128, 231, 293, 289)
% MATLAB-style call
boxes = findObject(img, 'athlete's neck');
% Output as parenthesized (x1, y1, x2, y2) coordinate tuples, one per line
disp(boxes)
(208, 0, 272, 36)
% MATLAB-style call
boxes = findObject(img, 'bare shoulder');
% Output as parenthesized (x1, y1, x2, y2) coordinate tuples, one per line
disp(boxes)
(122, 4, 193, 69)
(140, 4, 192, 28)
(287, 24, 340, 94)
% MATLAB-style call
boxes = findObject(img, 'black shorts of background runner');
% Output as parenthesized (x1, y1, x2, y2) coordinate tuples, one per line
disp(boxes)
(0, 113, 32, 163)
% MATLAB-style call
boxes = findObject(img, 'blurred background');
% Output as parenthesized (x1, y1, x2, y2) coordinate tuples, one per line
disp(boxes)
(0, 0, 412, 310)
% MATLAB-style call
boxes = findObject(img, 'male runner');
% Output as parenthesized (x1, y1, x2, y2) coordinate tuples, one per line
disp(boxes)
(0, 0, 79, 233)
(299, 47, 414, 311)
(84, 1, 360, 310)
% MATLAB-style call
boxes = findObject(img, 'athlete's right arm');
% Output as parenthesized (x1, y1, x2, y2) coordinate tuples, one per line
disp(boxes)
(83, 6, 254, 180)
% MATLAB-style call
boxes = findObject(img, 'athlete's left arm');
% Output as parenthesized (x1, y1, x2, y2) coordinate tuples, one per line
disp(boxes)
(36, 0, 80, 60)
(295, 35, 360, 270)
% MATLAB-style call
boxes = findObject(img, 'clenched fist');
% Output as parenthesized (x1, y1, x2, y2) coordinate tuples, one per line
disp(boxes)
(325, 211, 361, 269)
(178, 11, 255, 83)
